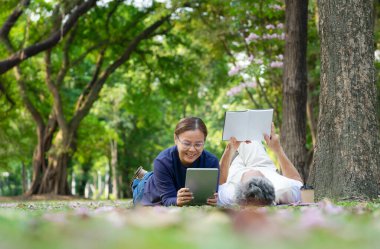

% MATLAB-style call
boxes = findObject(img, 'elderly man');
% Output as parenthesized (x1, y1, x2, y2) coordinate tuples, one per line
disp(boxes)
(218, 123, 303, 206)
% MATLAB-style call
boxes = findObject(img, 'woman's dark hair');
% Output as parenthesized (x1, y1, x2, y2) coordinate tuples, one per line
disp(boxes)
(174, 117, 208, 139)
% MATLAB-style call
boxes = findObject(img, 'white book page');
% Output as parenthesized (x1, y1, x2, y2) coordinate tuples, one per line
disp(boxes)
(247, 109, 273, 141)
(222, 111, 250, 141)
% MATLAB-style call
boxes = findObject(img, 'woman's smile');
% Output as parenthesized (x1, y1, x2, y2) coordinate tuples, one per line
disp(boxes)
(175, 129, 205, 165)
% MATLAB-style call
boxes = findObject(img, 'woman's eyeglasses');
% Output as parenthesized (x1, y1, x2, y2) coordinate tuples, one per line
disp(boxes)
(176, 135, 204, 150)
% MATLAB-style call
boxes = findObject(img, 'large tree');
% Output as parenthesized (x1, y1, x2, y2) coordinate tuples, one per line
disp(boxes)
(281, 0, 308, 183)
(1, 0, 234, 197)
(313, 0, 380, 199)
(0, 0, 97, 111)
(1, 1, 171, 195)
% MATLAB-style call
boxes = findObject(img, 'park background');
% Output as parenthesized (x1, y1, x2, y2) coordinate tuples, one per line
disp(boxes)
(1, 1, 380, 249)
(0, 0, 379, 201)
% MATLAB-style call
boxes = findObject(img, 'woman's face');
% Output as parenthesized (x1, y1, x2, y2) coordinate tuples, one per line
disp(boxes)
(175, 129, 205, 166)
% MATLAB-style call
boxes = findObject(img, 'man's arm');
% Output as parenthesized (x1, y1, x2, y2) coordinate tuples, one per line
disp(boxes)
(219, 137, 241, 184)
(264, 123, 303, 183)
(273, 146, 303, 183)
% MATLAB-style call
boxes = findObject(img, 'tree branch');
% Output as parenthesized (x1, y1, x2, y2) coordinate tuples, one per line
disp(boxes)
(105, 0, 123, 36)
(70, 15, 171, 131)
(56, 25, 78, 86)
(75, 47, 106, 111)
(219, 36, 235, 59)
(0, 80, 16, 109)
(44, 50, 69, 136)
(255, 75, 274, 109)
(0, 4, 45, 130)
(0, 0, 31, 42)
(13, 66, 45, 131)
(73, 1, 124, 111)
(71, 40, 107, 67)
(244, 87, 261, 108)
(0, 0, 97, 75)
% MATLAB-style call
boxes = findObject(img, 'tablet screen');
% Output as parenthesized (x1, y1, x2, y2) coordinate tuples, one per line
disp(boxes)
(185, 168, 219, 205)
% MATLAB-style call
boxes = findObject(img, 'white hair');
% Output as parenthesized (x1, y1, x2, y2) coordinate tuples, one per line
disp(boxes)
(235, 176, 275, 206)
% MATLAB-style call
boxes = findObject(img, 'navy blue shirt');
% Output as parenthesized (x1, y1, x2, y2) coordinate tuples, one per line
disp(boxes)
(141, 145, 219, 206)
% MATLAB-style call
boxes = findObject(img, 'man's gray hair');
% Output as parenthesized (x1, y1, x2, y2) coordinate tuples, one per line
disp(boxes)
(235, 176, 275, 206)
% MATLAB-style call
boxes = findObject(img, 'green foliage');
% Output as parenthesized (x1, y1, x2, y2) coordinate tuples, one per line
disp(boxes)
(0, 106, 34, 195)
(0, 0, 379, 197)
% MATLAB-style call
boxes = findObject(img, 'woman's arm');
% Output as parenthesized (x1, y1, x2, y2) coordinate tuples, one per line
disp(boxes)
(153, 159, 178, 206)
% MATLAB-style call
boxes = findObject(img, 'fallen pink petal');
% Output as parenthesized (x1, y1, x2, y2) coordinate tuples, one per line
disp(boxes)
(0, 1, 378, 249)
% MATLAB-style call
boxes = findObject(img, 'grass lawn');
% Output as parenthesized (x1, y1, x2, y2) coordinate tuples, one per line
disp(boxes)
(0, 198, 380, 249)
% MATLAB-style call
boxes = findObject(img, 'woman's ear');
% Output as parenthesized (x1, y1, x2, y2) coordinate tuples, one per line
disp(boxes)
(174, 134, 177, 144)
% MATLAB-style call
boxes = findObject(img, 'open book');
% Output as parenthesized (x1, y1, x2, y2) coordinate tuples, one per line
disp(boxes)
(222, 109, 273, 141)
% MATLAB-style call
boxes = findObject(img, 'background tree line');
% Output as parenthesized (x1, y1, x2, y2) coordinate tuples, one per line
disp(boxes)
(0, 0, 379, 199)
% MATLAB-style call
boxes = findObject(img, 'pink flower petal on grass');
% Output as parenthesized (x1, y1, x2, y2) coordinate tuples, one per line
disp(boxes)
(93, 206, 116, 214)
(299, 207, 327, 229)
(74, 207, 91, 218)
(43, 213, 68, 224)
(319, 199, 344, 215)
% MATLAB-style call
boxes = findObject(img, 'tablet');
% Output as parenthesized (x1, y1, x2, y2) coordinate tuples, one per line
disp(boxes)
(185, 168, 219, 205)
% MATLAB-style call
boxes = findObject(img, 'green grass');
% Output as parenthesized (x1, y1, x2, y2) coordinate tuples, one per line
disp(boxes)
(0, 199, 380, 249)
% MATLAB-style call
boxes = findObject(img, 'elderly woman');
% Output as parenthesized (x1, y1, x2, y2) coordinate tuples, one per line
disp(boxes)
(218, 123, 303, 206)
(132, 117, 219, 206)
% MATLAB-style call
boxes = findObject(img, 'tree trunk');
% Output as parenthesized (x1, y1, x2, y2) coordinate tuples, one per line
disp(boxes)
(306, 99, 317, 148)
(26, 126, 52, 195)
(78, 164, 91, 197)
(306, 94, 318, 185)
(110, 139, 119, 199)
(28, 128, 72, 195)
(26, 128, 45, 195)
(39, 151, 71, 195)
(25, 115, 58, 196)
(71, 172, 76, 195)
(314, 0, 380, 199)
(281, 0, 309, 182)
(21, 161, 27, 193)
